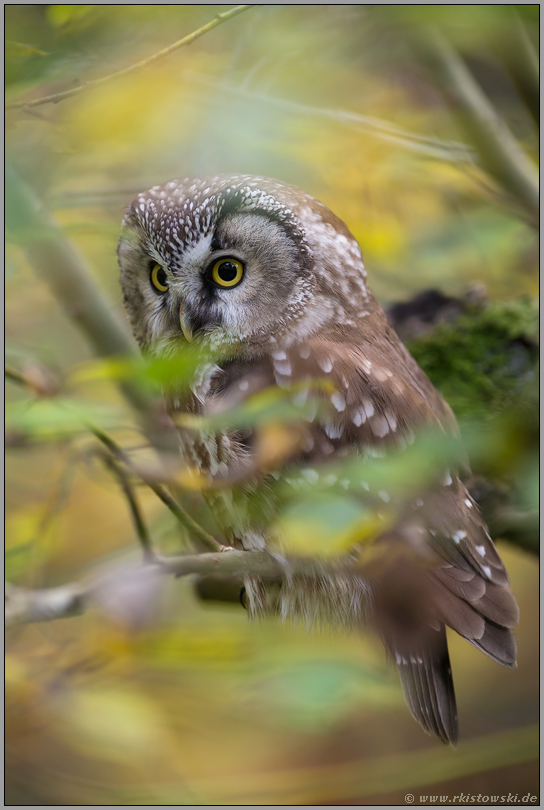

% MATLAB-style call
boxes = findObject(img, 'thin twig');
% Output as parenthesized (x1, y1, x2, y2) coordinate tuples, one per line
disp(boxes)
(101, 453, 156, 562)
(87, 422, 224, 553)
(5, 363, 223, 554)
(6, 5, 254, 110)
(190, 74, 476, 163)
(5, 364, 29, 387)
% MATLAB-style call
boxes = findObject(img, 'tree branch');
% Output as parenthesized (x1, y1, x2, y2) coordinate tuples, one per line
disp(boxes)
(414, 28, 539, 223)
(5, 549, 349, 628)
(6, 5, 254, 110)
(86, 422, 224, 553)
(100, 452, 156, 563)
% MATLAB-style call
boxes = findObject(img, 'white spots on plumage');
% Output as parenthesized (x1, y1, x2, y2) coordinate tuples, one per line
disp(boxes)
(385, 411, 397, 432)
(476, 545, 486, 557)
(318, 356, 333, 373)
(299, 346, 310, 360)
(272, 350, 287, 361)
(139, 203, 145, 212)
(352, 407, 366, 427)
(322, 441, 335, 455)
(238, 379, 249, 391)
(362, 398, 374, 419)
(292, 387, 309, 407)
(360, 480, 369, 491)
(331, 392, 346, 411)
(303, 435, 314, 452)
(405, 430, 415, 445)
(339, 479, 350, 490)
(365, 445, 386, 458)
(482, 565, 492, 579)
(465, 498, 473, 508)
(373, 367, 391, 383)
(322, 474, 337, 487)
(378, 490, 390, 503)
(301, 468, 319, 485)
(371, 416, 389, 438)
(415, 498, 424, 508)
(324, 422, 343, 440)
(452, 530, 467, 544)
(273, 357, 292, 377)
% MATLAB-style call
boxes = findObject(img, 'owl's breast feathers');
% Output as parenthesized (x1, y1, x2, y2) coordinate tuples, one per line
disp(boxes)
(171, 313, 518, 744)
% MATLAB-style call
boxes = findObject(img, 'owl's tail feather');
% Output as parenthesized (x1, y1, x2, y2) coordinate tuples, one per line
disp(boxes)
(395, 627, 458, 745)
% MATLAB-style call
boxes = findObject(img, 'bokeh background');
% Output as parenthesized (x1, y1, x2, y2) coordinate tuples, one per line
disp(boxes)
(5, 5, 539, 805)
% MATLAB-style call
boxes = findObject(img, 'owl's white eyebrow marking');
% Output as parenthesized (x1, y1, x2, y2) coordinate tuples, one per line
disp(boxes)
(476, 545, 486, 557)
(378, 490, 390, 503)
(318, 356, 333, 373)
(352, 407, 366, 426)
(452, 530, 467, 544)
(331, 392, 345, 411)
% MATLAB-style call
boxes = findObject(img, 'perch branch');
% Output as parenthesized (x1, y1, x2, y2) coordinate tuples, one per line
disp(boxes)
(5, 549, 346, 627)
(6, 5, 254, 110)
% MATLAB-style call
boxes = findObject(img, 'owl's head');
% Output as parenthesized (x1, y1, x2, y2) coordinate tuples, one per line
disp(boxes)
(118, 175, 371, 355)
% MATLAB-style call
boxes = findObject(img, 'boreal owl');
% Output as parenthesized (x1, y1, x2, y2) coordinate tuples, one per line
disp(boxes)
(118, 174, 519, 744)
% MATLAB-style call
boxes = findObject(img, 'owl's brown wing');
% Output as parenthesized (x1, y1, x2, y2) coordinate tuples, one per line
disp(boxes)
(201, 317, 518, 742)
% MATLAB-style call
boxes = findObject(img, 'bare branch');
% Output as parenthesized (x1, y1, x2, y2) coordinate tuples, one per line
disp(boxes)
(4, 549, 346, 627)
(6, 5, 254, 110)
(100, 453, 156, 563)
(87, 422, 224, 553)
(414, 28, 539, 222)
(190, 75, 476, 163)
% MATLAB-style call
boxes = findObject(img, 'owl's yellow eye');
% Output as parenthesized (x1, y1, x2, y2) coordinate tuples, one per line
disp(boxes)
(211, 258, 244, 288)
(150, 263, 169, 293)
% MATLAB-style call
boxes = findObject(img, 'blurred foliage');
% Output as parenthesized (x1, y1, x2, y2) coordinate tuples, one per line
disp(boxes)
(5, 4, 539, 805)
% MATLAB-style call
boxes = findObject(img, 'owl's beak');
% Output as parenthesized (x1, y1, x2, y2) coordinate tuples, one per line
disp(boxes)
(179, 307, 193, 342)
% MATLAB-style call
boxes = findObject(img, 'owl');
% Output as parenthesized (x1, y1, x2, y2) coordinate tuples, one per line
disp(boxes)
(118, 174, 519, 744)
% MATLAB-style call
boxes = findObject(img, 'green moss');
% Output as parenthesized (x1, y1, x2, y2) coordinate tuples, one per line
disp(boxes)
(407, 298, 539, 422)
